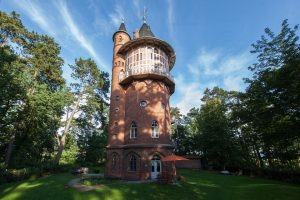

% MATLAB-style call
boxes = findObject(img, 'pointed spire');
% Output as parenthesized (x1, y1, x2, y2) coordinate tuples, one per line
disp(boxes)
(139, 23, 155, 37)
(138, 7, 154, 37)
(118, 18, 127, 31)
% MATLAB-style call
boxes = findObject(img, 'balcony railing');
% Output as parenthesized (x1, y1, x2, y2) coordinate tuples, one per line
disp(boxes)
(119, 65, 175, 83)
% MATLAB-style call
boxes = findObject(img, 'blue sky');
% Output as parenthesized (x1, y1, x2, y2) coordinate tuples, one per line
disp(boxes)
(1, 0, 299, 114)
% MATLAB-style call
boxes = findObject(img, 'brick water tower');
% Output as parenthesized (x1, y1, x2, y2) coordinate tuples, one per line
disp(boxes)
(105, 17, 176, 180)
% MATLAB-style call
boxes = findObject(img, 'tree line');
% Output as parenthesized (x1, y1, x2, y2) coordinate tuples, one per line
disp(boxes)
(171, 19, 300, 176)
(1, 10, 299, 182)
(0, 11, 110, 172)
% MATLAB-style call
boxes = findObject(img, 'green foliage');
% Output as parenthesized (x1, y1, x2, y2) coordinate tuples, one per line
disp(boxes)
(240, 19, 300, 168)
(0, 11, 110, 172)
(53, 58, 110, 165)
(249, 19, 300, 75)
(0, 11, 69, 169)
(60, 132, 79, 165)
(196, 87, 242, 169)
(170, 107, 201, 156)
(171, 20, 300, 175)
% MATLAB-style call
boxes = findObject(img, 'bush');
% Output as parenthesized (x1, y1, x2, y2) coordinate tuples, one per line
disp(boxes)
(241, 167, 300, 184)
(259, 168, 300, 183)
(0, 168, 34, 183)
(0, 162, 76, 184)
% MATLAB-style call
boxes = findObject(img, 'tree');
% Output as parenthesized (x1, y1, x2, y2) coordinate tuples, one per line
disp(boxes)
(196, 87, 241, 170)
(243, 19, 300, 167)
(75, 91, 109, 165)
(0, 11, 67, 167)
(54, 58, 109, 165)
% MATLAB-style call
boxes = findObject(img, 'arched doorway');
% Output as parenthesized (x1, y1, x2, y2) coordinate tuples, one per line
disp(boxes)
(151, 155, 161, 179)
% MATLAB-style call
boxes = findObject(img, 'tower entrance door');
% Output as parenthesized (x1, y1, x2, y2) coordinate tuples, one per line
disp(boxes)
(151, 156, 161, 179)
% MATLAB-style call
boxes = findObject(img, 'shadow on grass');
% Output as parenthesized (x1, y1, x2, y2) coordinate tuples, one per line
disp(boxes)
(0, 170, 300, 200)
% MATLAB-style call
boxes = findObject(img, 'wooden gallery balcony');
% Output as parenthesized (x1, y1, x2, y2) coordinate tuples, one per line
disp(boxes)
(119, 65, 175, 94)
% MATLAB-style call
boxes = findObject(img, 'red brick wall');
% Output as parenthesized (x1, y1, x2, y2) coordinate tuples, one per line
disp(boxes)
(106, 28, 175, 180)
(124, 80, 171, 145)
(106, 147, 173, 180)
(108, 31, 130, 146)
(175, 160, 202, 169)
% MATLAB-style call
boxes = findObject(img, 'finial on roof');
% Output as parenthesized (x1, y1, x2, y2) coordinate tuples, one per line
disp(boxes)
(118, 19, 127, 31)
(121, 18, 124, 23)
(143, 7, 147, 23)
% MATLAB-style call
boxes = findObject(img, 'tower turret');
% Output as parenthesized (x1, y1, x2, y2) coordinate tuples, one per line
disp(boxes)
(108, 21, 130, 150)
(106, 18, 176, 180)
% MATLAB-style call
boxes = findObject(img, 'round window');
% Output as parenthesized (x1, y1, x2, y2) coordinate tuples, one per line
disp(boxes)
(139, 100, 148, 107)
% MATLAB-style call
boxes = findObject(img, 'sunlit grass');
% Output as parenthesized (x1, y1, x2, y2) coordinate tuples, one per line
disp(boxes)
(0, 170, 299, 200)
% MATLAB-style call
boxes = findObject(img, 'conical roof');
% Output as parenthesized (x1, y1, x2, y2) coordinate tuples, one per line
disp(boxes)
(112, 21, 131, 41)
(139, 23, 155, 37)
(118, 22, 127, 31)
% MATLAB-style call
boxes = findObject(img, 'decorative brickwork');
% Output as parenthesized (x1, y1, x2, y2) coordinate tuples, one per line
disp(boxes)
(105, 21, 176, 180)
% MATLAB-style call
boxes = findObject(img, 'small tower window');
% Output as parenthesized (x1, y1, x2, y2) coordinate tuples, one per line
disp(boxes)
(139, 100, 148, 107)
(114, 121, 118, 129)
(130, 122, 137, 139)
(112, 155, 117, 169)
(151, 120, 159, 138)
(129, 155, 137, 171)
(161, 103, 166, 109)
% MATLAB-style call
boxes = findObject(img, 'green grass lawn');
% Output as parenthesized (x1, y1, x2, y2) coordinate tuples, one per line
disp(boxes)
(82, 177, 122, 186)
(0, 169, 299, 200)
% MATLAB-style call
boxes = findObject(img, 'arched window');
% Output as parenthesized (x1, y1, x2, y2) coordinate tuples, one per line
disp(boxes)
(151, 121, 159, 138)
(151, 155, 161, 173)
(130, 122, 137, 139)
(112, 155, 117, 169)
(129, 155, 136, 171)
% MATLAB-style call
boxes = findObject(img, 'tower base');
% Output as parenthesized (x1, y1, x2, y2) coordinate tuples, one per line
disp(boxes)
(105, 145, 173, 180)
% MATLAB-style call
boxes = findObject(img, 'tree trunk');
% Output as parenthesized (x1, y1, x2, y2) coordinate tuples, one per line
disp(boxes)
(5, 132, 15, 167)
(253, 143, 263, 168)
(54, 134, 66, 164)
(54, 87, 85, 165)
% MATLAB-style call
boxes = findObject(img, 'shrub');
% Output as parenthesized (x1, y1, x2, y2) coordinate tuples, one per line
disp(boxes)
(241, 167, 300, 184)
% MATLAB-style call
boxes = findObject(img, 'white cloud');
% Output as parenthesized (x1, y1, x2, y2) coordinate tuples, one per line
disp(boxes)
(188, 49, 253, 77)
(11, 0, 55, 36)
(223, 75, 244, 91)
(174, 49, 254, 114)
(188, 49, 220, 76)
(133, 0, 142, 19)
(88, 0, 113, 36)
(172, 75, 203, 115)
(57, 1, 108, 71)
(109, 4, 125, 28)
(166, 0, 174, 37)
